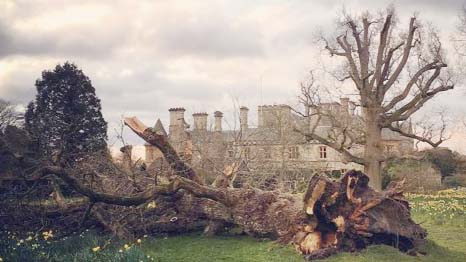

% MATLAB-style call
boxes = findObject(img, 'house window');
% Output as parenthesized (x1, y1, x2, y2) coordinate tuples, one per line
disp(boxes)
(288, 146, 299, 159)
(385, 145, 395, 154)
(319, 146, 327, 159)
(228, 149, 234, 158)
(264, 147, 272, 159)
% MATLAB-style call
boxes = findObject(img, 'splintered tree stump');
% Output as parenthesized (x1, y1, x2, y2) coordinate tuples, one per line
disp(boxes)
(296, 171, 426, 260)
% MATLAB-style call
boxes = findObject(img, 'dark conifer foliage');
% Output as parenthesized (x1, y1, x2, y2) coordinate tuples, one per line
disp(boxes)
(25, 62, 107, 162)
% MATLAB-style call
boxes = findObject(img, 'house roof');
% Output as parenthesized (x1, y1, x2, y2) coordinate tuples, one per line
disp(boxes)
(145, 119, 168, 146)
(153, 119, 167, 136)
(161, 103, 413, 146)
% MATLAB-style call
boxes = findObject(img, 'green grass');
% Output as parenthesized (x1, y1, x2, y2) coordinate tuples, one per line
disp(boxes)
(1, 189, 466, 262)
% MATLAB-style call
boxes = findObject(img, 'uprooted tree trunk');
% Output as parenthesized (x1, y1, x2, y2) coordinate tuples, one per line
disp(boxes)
(27, 117, 425, 260)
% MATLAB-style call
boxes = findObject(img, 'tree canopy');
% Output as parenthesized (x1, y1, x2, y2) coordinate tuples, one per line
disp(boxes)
(25, 62, 108, 163)
(299, 9, 454, 189)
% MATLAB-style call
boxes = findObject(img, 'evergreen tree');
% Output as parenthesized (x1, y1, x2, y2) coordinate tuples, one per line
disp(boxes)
(25, 62, 107, 162)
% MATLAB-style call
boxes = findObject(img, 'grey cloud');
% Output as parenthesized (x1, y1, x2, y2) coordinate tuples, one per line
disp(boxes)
(1, 0, 465, 148)
(0, 66, 38, 104)
(323, 0, 464, 13)
(153, 16, 264, 59)
(394, 0, 464, 11)
(0, 18, 127, 59)
(0, 81, 35, 104)
(0, 0, 266, 60)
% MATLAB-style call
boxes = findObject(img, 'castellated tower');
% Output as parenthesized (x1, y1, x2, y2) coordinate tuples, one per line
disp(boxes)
(257, 104, 292, 128)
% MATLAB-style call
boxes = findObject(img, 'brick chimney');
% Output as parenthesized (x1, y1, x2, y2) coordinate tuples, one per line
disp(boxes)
(168, 107, 185, 134)
(192, 112, 208, 130)
(214, 111, 223, 132)
(239, 106, 249, 130)
(169, 107, 185, 127)
(120, 145, 132, 169)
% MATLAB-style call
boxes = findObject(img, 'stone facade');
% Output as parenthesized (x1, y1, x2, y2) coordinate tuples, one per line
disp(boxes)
(144, 100, 414, 182)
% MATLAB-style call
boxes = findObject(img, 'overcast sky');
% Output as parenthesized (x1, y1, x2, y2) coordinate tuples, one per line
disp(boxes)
(1, 0, 466, 151)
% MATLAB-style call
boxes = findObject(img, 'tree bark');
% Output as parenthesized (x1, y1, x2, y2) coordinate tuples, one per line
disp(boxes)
(51, 177, 67, 208)
(363, 107, 383, 190)
(23, 168, 425, 260)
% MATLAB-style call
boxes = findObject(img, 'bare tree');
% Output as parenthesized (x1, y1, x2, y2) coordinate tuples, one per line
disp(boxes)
(0, 99, 15, 130)
(302, 9, 453, 189)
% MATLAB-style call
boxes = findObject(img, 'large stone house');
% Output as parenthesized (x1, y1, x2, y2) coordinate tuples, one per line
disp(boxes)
(142, 99, 414, 184)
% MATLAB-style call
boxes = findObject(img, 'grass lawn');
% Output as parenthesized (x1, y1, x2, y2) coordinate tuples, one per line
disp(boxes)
(1, 188, 465, 262)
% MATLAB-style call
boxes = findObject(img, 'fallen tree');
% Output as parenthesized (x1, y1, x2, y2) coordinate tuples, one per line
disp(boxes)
(2, 117, 426, 260)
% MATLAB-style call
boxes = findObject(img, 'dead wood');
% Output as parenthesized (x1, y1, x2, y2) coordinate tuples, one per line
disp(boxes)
(298, 171, 426, 259)
(124, 116, 427, 259)
(2, 116, 426, 260)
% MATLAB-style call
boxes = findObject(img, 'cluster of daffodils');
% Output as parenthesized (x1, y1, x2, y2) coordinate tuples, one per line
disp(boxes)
(407, 187, 466, 221)
(1, 230, 158, 260)
(3, 230, 51, 246)
(118, 243, 132, 253)
(93, 238, 144, 254)
(0, 230, 52, 258)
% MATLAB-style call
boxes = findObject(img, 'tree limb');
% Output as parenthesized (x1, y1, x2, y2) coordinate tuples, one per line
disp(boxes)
(371, 14, 392, 92)
(383, 17, 417, 91)
(33, 166, 173, 206)
(384, 83, 453, 124)
(383, 62, 445, 112)
(124, 117, 203, 184)
(385, 124, 445, 147)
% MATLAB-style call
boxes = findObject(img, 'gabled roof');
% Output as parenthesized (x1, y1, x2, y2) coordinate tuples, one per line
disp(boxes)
(153, 119, 167, 136)
(145, 119, 168, 146)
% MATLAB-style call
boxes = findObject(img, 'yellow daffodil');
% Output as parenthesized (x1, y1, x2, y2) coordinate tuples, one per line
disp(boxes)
(92, 246, 101, 252)
(42, 230, 54, 240)
(137, 239, 142, 244)
(147, 201, 157, 209)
